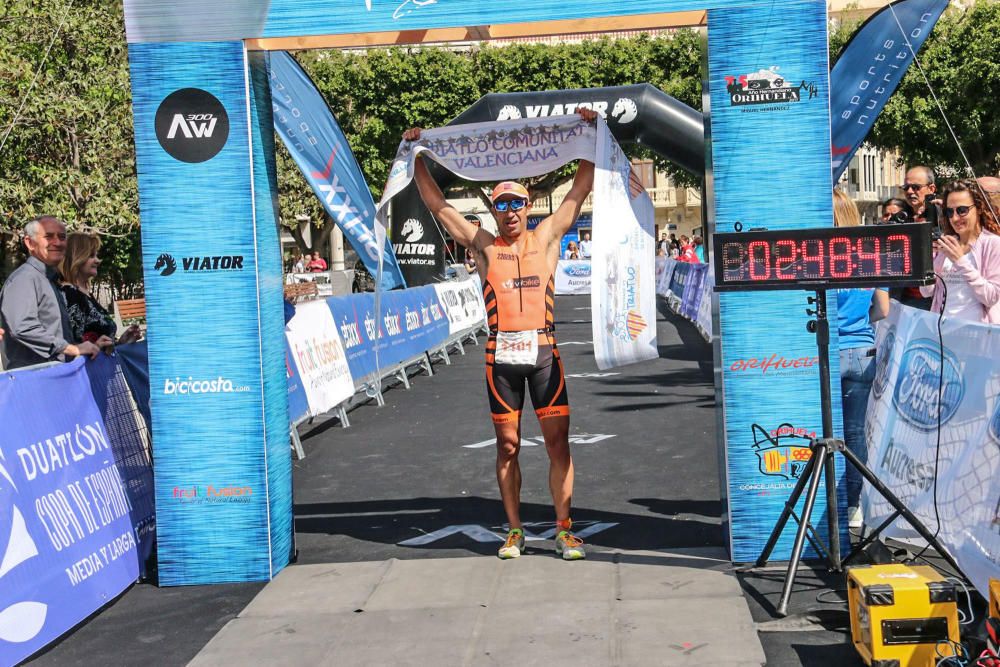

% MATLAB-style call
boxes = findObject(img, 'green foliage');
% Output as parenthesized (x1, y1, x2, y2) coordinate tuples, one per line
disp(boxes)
(0, 0, 139, 293)
(868, 2, 1000, 176)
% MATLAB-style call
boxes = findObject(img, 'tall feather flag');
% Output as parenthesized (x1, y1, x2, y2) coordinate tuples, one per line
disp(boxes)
(829, 0, 949, 181)
(270, 51, 406, 290)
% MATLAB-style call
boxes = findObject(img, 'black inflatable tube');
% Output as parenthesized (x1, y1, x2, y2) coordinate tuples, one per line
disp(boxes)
(426, 83, 705, 187)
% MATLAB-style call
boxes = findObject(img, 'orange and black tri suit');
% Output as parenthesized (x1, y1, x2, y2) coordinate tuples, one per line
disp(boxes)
(483, 231, 569, 425)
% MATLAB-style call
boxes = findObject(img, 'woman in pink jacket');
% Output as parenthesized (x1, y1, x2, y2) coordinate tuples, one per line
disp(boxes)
(920, 179, 1000, 323)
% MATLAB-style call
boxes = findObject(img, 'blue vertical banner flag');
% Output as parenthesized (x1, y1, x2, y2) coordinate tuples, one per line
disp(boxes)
(269, 51, 406, 291)
(830, 0, 949, 181)
(708, 0, 848, 562)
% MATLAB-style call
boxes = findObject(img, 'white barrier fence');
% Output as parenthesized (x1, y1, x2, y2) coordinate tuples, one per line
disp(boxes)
(864, 303, 1000, 596)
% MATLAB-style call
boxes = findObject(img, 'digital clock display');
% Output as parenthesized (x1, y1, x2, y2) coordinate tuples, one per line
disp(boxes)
(713, 223, 935, 291)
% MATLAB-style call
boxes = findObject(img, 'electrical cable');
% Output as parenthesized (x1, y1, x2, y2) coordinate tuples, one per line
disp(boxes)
(0, 1, 77, 159)
(907, 274, 947, 565)
(948, 576, 975, 626)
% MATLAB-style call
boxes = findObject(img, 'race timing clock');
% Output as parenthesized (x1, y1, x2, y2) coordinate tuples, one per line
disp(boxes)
(713, 222, 935, 291)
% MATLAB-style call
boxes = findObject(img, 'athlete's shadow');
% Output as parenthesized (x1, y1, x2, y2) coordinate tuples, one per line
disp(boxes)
(293, 495, 723, 562)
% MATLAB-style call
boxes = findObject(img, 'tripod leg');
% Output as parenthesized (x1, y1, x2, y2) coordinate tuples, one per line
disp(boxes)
(842, 510, 901, 566)
(753, 452, 819, 568)
(777, 444, 829, 617)
(823, 454, 842, 572)
(839, 445, 964, 576)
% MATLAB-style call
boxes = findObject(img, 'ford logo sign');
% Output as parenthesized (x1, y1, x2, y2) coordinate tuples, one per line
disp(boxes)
(564, 264, 591, 277)
(871, 327, 896, 399)
(892, 339, 964, 431)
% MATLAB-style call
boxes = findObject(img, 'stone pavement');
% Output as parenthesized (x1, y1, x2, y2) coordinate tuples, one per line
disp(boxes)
(191, 546, 765, 666)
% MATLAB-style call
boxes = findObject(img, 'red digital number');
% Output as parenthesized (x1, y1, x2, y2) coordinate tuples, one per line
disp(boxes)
(856, 237, 881, 275)
(829, 237, 853, 278)
(775, 240, 797, 279)
(748, 241, 771, 280)
(800, 239, 825, 278)
(886, 234, 912, 275)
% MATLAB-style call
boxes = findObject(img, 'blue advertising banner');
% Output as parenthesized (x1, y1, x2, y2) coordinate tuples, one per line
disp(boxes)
(708, 0, 847, 561)
(327, 287, 450, 383)
(285, 338, 310, 425)
(115, 342, 152, 434)
(84, 354, 157, 570)
(0, 360, 138, 666)
(830, 0, 948, 180)
(270, 51, 405, 291)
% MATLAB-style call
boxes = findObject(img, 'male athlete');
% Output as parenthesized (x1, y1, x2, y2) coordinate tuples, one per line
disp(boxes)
(403, 109, 596, 559)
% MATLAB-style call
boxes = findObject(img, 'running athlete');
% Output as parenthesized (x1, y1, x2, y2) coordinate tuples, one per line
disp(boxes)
(404, 109, 596, 560)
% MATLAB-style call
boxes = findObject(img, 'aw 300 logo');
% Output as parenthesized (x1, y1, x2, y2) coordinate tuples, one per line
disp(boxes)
(891, 340, 964, 431)
(155, 88, 230, 163)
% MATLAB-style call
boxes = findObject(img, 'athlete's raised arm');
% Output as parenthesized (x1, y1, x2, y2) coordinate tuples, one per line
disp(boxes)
(405, 128, 492, 251)
(534, 109, 596, 250)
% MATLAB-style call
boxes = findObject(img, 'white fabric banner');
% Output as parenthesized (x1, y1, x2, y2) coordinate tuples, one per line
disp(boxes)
(864, 304, 1000, 596)
(433, 278, 487, 335)
(378, 116, 657, 369)
(285, 301, 355, 417)
(591, 122, 657, 369)
(554, 260, 592, 295)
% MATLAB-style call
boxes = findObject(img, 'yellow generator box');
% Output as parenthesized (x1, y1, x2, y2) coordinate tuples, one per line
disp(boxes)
(847, 564, 959, 667)
(990, 578, 1000, 619)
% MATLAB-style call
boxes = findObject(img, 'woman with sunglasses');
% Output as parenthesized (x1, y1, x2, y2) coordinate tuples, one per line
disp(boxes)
(919, 179, 1000, 323)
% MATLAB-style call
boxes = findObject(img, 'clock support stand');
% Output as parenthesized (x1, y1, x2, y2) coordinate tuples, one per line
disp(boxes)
(747, 289, 962, 617)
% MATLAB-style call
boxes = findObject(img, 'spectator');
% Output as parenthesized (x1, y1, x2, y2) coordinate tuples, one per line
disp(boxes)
(0, 216, 100, 369)
(563, 241, 580, 260)
(919, 179, 1000, 323)
(669, 245, 679, 259)
(59, 232, 140, 348)
(292, 252, 306, 273)
(677, 235, 697, 262)
(692, 236, 706, 263)
(658, 233, 671, 255)
(670, 233, 679, 251)
(306, 252, 327, 272)
(901, 165, 937, 222)
(897, 167, 938, 309)
(655, 246, 667, 258)
(833, 189, 890, 528)
(578, 232, 592, 259)
(880, 198, 914, 224)
(977, 176, 1000, 219)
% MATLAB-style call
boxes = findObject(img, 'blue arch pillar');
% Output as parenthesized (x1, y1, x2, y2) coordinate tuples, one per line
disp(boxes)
(128, 43, 291, 585)
(706, 0, 847, 561)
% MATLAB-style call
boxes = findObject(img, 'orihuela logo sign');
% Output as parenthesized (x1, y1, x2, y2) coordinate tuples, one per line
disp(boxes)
(725, 66, 817, 109)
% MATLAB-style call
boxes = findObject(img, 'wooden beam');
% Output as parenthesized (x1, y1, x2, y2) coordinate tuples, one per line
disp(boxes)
(246, 11, 706, 51)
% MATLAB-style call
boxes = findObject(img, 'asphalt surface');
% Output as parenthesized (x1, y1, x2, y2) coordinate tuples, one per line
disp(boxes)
(26, 294, 863, 666)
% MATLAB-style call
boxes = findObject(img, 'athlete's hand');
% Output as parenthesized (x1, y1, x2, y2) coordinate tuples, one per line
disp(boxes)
(577, 108, 598, 123)
(403, 127, 422, 142)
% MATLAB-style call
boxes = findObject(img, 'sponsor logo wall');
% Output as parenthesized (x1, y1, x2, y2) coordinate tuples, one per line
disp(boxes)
(285, 279, 483, 406)
(554, 260, 592, 295)
(864, 306, 1000, 597)
(0, 360, 148, 666)
(655, 257, 713, 341)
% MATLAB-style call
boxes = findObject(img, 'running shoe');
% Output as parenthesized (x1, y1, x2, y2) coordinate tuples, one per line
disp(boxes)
(555, 530, 586, 560)
(498, 528, 525, 559)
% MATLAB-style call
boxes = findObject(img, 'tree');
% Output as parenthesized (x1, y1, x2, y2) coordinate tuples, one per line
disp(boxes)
(0, 0, 140, 294)
(865, 1, 1000, 176)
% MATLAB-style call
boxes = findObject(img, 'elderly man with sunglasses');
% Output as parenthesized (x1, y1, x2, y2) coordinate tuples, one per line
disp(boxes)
(896, 166, 939, 309)
(404, 108, 597, 561)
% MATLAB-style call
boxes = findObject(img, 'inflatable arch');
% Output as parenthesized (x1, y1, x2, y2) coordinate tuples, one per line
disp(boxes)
(123, 0, 838, 585)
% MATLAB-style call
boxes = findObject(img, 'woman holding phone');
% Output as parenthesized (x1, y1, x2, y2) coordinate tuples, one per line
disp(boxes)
(920, 179, 1000, 323)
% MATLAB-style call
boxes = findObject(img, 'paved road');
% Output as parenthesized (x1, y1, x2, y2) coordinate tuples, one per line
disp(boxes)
(27, 295, 861, 666)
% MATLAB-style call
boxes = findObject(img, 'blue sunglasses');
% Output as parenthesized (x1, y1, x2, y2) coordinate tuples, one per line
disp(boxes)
(493, 199, 527, 212)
